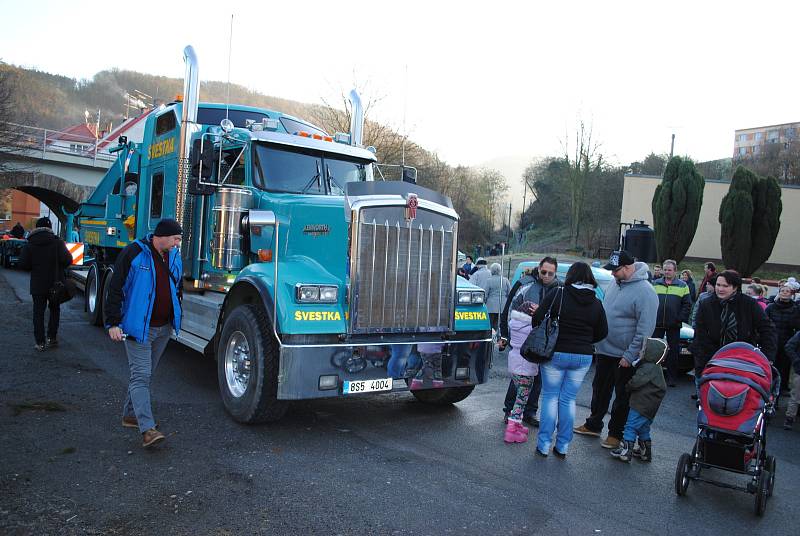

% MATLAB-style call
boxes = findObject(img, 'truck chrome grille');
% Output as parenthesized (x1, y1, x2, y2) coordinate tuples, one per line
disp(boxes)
(351, 207, 457, 334)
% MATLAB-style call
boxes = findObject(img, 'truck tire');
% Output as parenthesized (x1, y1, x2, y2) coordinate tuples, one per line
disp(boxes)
(100, 266, 114, 328)
(86, 264, 103, 326)
(217, 304, 288, 423)
(410, 385, 475, 405)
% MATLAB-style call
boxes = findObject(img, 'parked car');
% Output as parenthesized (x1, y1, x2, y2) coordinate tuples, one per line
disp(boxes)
(0, 236, 27, 268)
(511, 260, 695, 373)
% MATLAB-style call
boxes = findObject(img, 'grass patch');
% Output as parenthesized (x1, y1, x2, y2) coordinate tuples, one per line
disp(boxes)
(10, 401, 67, 416)
(676, 261, 795, 284)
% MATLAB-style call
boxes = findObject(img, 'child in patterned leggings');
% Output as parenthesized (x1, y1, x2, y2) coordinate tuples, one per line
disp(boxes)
(505, 373, 536, 443)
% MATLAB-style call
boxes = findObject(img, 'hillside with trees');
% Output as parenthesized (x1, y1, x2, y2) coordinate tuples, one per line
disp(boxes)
(0, 61, 510, 249)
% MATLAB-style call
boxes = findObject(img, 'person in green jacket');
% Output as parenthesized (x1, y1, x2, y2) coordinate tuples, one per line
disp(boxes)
(610, 338, 667, 463)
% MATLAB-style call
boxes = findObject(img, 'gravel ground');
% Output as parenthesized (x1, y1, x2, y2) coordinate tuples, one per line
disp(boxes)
(0, 266, 797, 535)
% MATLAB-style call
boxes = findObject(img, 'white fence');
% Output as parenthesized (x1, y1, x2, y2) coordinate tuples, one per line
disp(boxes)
(0, 121, 117, 165)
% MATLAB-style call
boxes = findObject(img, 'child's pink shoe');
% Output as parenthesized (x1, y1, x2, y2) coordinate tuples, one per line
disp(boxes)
(504, 421, 528, 443)
(432, 379, 444, 388)
(410, 378, 423, 390)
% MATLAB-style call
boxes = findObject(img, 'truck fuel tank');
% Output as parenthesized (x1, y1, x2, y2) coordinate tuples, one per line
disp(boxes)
(211, 187, 253, 271)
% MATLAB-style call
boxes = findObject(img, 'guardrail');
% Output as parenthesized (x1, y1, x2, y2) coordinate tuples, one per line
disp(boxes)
(0, 121, 117, 165)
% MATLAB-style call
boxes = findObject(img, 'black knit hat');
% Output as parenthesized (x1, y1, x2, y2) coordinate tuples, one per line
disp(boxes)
(153, 218, 183, 237)
(36, 217, 52, 229)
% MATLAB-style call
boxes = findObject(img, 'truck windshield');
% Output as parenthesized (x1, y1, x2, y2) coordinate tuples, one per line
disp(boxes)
(253, 143, 373, 195)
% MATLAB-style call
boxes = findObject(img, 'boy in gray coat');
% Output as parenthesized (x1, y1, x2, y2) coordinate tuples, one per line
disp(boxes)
(611, 338, 668, 462)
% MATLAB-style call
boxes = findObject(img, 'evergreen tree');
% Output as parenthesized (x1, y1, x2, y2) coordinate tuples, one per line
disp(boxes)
(651, 156, 705, 263)
(719, 166, 782, 276)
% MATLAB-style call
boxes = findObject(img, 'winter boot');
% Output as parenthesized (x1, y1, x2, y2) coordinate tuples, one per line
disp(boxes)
(632, 439, 642, 458)
(638, 440, 652, 462)
(610, 440, 633, 462)
(503, 421, 528, 444)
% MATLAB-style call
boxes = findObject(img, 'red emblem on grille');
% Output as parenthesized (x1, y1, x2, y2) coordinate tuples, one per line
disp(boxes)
(405, 193, 418, 221)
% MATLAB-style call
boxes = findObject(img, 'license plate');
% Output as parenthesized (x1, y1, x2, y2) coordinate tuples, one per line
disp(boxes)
(343, 378, 392, 394)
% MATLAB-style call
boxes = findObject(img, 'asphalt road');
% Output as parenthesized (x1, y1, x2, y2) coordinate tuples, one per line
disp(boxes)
(1, 266, 797, 535)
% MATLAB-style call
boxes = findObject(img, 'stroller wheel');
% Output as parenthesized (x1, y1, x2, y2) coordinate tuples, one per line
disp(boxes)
(675, 453, 692, 496)
(755, 469, 770, 516)
(766, 456, 776, 497)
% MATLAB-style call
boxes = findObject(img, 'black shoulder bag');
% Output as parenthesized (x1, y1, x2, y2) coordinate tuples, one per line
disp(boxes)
(48, 248, 76, 306)
(520, 287, 564, 364)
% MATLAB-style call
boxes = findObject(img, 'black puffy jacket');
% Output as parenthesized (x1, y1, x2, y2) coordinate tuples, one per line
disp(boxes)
(18, 227, 72, 295)
(691, 293, 777, 373)
(765, 299, 800, 347)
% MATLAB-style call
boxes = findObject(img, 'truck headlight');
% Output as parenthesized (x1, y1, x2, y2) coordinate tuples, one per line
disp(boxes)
(457, 290, 473, 304)
(471, 291, 485, 304)
(296, 284, 338, 303)
(319, 286, 338, 302)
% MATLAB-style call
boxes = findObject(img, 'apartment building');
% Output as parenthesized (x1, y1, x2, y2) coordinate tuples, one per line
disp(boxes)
(733, 121, 800, 158)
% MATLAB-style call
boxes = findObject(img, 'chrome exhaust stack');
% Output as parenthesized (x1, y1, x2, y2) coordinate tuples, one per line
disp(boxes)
(176, 45, 200, 236)
(177, 45, 200, 278)
(348, 89, 364, 147)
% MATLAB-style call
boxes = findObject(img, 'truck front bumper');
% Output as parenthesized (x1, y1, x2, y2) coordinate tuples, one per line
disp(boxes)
(276, 337, 493, 400)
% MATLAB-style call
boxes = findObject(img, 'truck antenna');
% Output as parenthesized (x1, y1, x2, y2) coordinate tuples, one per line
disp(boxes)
(226, 14, 234, 120)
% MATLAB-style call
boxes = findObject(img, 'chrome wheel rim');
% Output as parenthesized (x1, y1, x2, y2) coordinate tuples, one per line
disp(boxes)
(88, 268, 98, 312)
(224, 331, 251, 398)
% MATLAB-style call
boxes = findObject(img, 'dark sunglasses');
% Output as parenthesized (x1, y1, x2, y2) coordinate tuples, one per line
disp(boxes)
(539, 270, 555, 276)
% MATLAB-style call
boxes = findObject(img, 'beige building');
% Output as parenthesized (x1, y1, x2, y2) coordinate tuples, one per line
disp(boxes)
(621, 174, 800, 269)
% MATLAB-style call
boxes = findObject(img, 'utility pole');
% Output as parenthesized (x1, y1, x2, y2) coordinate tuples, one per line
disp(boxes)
(506, 202, 512, 279)
(670, 133, 675, 158)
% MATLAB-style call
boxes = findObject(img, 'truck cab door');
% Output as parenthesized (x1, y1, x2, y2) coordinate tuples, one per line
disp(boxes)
(148, 168, 165, 232)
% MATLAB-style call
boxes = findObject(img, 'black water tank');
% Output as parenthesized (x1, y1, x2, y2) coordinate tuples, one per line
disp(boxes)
(623, 222, 657, 263)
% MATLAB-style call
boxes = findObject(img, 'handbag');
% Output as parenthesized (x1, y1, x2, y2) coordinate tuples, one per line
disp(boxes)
(520, 287, 564, 364)
(48, 250, 76, 305)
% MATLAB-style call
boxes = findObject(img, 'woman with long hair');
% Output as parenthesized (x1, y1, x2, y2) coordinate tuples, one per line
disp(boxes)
(532, 262, 608, 458)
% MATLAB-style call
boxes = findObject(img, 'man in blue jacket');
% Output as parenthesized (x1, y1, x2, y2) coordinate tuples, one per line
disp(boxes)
(651, 259, 692, 387)
(105, 218, 183, 448)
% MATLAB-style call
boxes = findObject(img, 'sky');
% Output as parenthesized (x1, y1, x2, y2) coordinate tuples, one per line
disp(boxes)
(1, 0, 798, 174)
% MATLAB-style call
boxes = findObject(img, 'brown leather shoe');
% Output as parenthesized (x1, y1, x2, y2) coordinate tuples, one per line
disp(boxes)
(573, 424, 601, 437)
(142, 428, 165, 448)
(601, 435, 621, 449)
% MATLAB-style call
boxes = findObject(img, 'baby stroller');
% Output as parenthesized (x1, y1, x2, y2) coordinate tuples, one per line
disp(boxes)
(674, 342, 779, 516)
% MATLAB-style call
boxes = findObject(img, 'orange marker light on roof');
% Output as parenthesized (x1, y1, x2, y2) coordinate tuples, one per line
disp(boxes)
(299, 131, 311, 137)
(323, 136, 333, 142)
(312, 133, 323, 140)
(175, 94, 183, 102)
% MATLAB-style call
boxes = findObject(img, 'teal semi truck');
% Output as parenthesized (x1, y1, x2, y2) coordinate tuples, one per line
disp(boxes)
(74, 46, 493, 423)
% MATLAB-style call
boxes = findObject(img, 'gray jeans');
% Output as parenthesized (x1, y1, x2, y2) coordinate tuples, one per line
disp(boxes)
(787, 368, 800, 419)
(122, 324, 172, 433)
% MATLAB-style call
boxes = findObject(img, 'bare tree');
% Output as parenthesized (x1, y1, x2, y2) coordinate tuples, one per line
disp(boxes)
(309, 87, 410, 168)
(0, 62, 24, 173)
(562, 120, 602, 249)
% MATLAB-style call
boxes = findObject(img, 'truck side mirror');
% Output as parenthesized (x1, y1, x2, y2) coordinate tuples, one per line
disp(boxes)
(401, 166, 417, 184)
(188, 139, 218, 195)
(190, 139, 216, 180)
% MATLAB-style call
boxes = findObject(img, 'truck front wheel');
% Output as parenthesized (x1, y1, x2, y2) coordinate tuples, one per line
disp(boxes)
(410, 385, 475, 405)
(217, 304, 288, 423)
